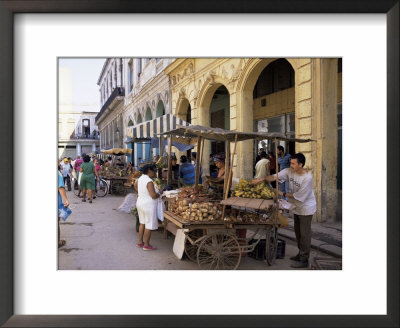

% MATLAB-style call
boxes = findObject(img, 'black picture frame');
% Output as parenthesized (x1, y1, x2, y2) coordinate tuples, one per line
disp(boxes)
(0, 1, 398, 327)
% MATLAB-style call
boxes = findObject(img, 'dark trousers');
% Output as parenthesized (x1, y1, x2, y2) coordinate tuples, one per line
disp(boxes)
(293, 214, 313, 261)
(63, 175, 71, 191)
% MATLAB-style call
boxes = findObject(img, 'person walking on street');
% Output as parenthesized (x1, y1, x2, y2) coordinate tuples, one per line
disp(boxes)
(253, 153, 316, 268)
(61, 157, 72, 191)
(58, 170, 69, 248)
(136, 164, 160, 251)
(277, 146, 291, 198)
(74, 155, 83, 197)
(79, 154, 96, 203)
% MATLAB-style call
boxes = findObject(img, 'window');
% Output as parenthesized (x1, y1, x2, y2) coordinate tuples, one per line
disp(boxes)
(128, 60, 134, 92)
(82, 119, 90, 138)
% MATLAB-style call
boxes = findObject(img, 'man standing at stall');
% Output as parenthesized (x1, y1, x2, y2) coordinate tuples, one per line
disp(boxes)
(253, 153, 316, 268)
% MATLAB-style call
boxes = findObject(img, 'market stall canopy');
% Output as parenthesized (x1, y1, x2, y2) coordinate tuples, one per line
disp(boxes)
(126, 113, 191, 141)
(101, 148, 132, 155)
(161, 125, 314, 143)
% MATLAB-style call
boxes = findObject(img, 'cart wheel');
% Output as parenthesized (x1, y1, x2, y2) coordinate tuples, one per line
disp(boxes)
(266, 226, 278, 266)
(196, 232, 241, 270)
(184, 230, 203, 262)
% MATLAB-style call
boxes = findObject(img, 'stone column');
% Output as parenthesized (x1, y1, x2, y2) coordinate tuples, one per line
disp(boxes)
(92, 143, 96, 153)
(311, 58, 338, 222)
(76, 143, 81, 157)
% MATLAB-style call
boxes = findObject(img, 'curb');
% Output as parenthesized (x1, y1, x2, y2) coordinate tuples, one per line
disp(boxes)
(278, 229, 342, 258)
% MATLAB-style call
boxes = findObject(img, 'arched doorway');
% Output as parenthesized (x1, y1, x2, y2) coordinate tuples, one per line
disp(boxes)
(209, 85, 230, 155)
(127, 119, 134, 164)
(144, 107, 152, 161)
(135, 113, 143, 166)
(253, 58, 295, 157)
(156, 100, 165, 118)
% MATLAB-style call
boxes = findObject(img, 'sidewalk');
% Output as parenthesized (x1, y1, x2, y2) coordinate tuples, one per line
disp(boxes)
(279, 217, 342, 258)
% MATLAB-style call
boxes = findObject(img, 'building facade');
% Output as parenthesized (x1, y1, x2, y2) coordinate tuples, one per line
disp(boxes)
(164, 58, 342, 223)
(59, 67, 100, 159)
(95, 58, 125, 153)
(122, 58, 173, 164)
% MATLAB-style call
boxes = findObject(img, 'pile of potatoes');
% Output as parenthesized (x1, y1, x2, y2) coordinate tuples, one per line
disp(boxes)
(172, 199, 222, 222)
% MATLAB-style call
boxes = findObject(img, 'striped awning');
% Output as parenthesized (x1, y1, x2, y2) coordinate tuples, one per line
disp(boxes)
(126, 114, 190, 141)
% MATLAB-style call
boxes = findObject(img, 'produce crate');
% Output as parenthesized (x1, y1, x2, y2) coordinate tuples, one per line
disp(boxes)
(248, 238, 286, 260)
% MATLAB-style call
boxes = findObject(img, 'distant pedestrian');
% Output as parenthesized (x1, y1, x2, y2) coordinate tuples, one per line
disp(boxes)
(255, 148, 264, 164)
(61, 157, 72, 191)
(79, 154, 96, 203)
(74, 155, 84, 197)
(268, 151, 276, 188)
(136, 164, 160, 251)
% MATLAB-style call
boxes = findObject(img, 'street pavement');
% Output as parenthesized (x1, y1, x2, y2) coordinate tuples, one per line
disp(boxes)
(59, 190, 339, 270)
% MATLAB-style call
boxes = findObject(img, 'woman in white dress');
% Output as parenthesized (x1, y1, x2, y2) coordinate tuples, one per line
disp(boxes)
(136, 164, 160, 251)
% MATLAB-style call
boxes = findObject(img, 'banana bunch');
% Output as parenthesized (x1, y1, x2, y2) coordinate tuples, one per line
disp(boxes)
(234, 178, 275, 199)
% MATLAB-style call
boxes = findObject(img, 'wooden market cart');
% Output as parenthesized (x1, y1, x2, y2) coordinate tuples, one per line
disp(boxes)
(160, 125, 313, 269)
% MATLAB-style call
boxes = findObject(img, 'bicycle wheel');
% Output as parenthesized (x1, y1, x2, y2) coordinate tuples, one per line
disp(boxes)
(72, 178, 80, 197)
(96, 178, 108, 197)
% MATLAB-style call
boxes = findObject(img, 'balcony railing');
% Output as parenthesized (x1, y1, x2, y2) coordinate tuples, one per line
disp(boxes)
(72, 134, 100, 140)
(96, 87, 125, 122)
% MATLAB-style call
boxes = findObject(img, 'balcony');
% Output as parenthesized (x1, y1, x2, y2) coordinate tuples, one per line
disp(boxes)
(72, 133, 100, 140)
(95, 87, 125, 124)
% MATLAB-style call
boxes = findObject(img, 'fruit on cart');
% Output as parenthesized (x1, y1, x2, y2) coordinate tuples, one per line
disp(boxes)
(172, 198, 222, 222)
(234, 178, 275, 199)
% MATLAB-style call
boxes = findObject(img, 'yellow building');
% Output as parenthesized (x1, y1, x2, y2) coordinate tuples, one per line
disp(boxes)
(165, 58, 342, 222)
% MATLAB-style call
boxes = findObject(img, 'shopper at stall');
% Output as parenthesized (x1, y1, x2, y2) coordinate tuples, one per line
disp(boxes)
(179, 155, 196, 186)
(253, 153, 316, 268)
(277, 146, 291, 197)
(136, 164, 159, 251)
(79, 154, 96, 203)
(254, 151, 270, 179)
(171, 156, 180, 180)
(255, 147, 265, 164)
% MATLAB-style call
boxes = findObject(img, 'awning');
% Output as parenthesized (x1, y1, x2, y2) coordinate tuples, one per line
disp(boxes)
(101, 148, 132, 155)
(161, 125, 313, 143)
(126, 114, 191, 141)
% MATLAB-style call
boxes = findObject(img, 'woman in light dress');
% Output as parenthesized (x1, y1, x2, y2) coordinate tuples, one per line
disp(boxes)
(136, 164, 160, 251)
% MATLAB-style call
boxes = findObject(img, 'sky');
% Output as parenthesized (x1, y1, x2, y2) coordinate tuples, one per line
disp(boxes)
(59, 58, 106, 112)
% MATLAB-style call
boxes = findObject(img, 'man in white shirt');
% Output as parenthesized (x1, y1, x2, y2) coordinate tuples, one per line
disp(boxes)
(253, 152, 316, 268)
(254, 151, 270, 179)
(61, 158, 72, 191)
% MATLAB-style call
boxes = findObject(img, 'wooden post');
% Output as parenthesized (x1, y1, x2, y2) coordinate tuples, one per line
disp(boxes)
(274, 139, 279, 224)
(167, 135, 173, 186)
(199, 138, 205, 186)
(158, 137, 162, 179)
(224, 134, 238, 200)
(223, 140, 230, 197)
(194, 136, 202, 192)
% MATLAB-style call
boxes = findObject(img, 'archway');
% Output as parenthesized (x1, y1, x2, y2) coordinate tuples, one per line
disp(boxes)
(127, 119, 134, 163)
(197, 82, 230, 177)
(135, 113, 143, 166)
(156, 100, 165, 118)
(253, 58, 295, 159)
(144, 107, 153, 161)
(237, 58, 296, 179)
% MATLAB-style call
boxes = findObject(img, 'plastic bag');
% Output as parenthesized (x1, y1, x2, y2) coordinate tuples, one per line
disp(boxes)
(78, 172, 82, 186)
(58, 203, 72, 221)
(157, 199, 165, 222)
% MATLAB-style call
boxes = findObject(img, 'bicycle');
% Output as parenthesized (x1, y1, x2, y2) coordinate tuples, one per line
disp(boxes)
(71, 176, 109, 197)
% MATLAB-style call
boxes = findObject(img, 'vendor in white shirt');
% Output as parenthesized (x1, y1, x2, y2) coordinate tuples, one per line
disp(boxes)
(253, 152, 316, 269)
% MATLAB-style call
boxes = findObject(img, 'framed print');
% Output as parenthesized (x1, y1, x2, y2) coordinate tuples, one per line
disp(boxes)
(0, 1, 398, 327)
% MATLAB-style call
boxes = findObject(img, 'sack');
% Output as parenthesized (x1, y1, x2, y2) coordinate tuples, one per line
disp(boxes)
(78, 172, 82, 185)
(157, 198, 165, 222)
(58, 203, 72, 221)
